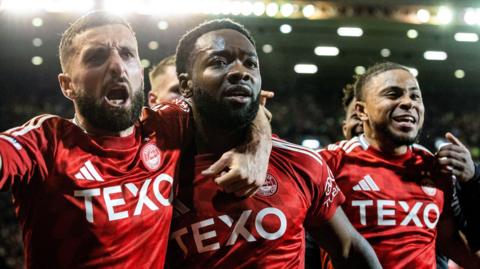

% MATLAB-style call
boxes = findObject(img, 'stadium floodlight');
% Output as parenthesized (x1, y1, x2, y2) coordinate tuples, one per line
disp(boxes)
(355, 66, 366, 75)
(337, 27, 363, 37)
(454, 32, 479, 42)
(32, 56, 43, 66)
(43, 0, 94, 13)
(294, 64, 318, 74)
(302, 4, 315, 18)
(280, 3, 294, 17)
(437, 6, 453, 25)
(252, 1, 265, 16)
(463, 8, 479, 25)
(380, 48, 391, 57)
(454, 69, 465, 79)
(302, 139, 321, 149)
(279, 24, 292, 34)
(416, 9, 431, 23)
(240, 1, 253, 16)
(314, 46, 340, 56)
(2, 0, 43, 13)
(262, 44, 273, 53)
(406, 29, 418, 39)
(104, 0, 136, 15)
(266, 2, 278, 17)
(230, 1, 242, 16)
(424, 50, 447, 61)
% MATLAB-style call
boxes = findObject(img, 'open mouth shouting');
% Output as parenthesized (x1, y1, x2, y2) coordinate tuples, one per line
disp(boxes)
(104, 83, 130, 107)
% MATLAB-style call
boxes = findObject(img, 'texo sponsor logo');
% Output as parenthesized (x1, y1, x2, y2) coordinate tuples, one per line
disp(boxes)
(171, 207, 287, 255)
(352, 199, 440, 229)
(74, 173, 173, 223)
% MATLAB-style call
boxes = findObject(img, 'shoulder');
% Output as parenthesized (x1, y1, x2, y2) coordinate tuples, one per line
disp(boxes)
(272, 137, 324, 166)
(150, 98, 191, 115)
(3, 114, 67, 137)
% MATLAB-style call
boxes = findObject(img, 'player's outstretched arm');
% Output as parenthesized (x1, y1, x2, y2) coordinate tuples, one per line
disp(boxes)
(202, 107, 272, 197)
(313, 208, 381, 269)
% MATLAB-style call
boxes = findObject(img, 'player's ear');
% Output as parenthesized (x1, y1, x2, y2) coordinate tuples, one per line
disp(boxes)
(148, 91, 158, 108)
(178, 73, 193, 98)
(342, 120, 348, 138)
(58, 73, 76, 101)
(355, 100, 368, 121)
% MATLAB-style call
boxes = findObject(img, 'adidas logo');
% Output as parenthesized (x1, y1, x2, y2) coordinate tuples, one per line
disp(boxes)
(352, 175, 379, 191)
(74, 160, 104, 182)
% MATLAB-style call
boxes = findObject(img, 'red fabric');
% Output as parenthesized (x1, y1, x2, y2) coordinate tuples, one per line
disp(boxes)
(0, 101, 191, 268)
(167, 137, 345, 269)
(318, 135, 450, 269)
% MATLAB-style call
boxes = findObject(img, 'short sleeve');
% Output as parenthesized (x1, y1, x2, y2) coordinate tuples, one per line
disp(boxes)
(140, 98, 194, 149)
(0, 115, 56, 191)
(316, 145, 344, 177)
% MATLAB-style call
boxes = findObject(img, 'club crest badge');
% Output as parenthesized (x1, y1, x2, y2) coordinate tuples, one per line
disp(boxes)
(420, 178, 437, 196)
(257, 173, 278, 197)
(141, 143, 162, 171)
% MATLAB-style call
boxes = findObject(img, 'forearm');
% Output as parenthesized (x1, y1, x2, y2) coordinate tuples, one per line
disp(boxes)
(331, 231, 381, 269)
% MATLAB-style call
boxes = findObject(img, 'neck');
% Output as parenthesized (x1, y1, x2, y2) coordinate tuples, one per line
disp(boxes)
(193, 111, 248, 154)
(74, 114, 134, 137)
(363, 128, 408, 155)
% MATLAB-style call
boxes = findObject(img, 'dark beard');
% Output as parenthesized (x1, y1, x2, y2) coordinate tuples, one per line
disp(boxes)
(376, 122, 421, 147)
(76, 88, 144, 132)
(192, 87, 260, 131)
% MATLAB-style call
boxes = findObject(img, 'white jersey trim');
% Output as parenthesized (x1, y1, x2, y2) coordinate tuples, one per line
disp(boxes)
(272, 138, 323, 166)
(412, 144, 433, 155)
(7, 115, 57, 137)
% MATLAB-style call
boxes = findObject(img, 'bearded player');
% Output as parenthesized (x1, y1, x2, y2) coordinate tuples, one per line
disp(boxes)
(166, 19, 381, 269)
(0, 11, 271, 268)
(318, 62, 480, 268)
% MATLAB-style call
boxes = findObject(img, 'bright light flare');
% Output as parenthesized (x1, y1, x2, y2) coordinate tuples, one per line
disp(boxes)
(280, 3, 294, 17)
(302, 4, 315, 18)
(314, 46, 339, 56)
(302, 139, 320, 149)
(266, 2, 279, 17)
(464, 8, 480, 25)
(424, 50, 447, 61)
(294, 64, 318, 74)
(437, 6, 453, 25)
(337, 27, 363, 37)
(416, 9, 430, 23)
(454, 32, 479, 42)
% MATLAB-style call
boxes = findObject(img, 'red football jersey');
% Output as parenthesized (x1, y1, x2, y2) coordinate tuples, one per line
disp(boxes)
(167, 137, 345, 269)
(0, 101, 191, 268)
(318, 135, 450, 269)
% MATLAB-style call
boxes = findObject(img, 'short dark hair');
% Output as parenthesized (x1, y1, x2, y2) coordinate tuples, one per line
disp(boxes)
(59, 11, 135, 72)
(342, 83, 355, 112)
(175, 18, 255, 76)
(353, 62, 410, 101)
(149, 55, 176, 83)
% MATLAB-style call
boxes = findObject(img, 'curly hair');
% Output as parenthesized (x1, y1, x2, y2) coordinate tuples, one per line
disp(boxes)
(353, 62, 410, 101)
(175, 18, 255, 76)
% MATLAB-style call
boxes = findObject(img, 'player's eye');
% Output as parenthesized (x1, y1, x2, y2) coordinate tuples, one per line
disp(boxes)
(245, 58, 258, 69)
(210, 56, 227, 67)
